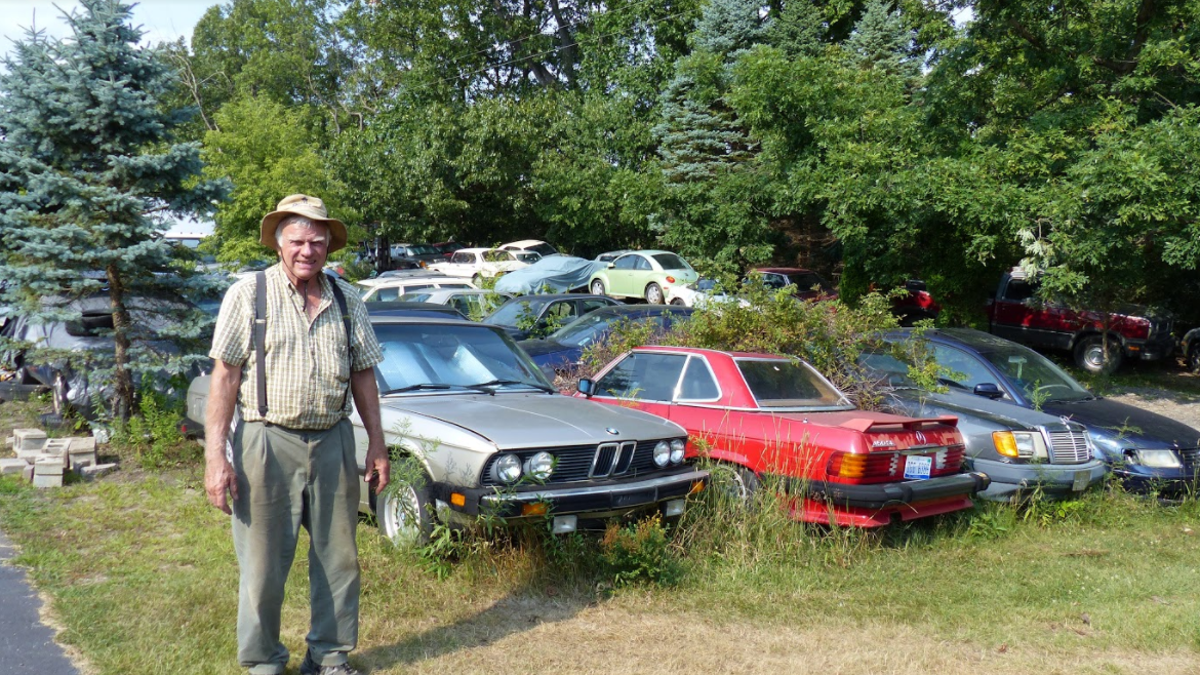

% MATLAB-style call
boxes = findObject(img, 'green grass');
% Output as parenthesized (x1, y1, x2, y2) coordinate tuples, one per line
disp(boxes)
(2, 466, 1199, 674)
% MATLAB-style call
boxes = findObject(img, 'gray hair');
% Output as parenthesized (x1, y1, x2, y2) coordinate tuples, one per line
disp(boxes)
(275, 215, 331, 246)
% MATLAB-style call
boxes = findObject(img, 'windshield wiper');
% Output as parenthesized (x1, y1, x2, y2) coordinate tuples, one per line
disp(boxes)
(472, 379, 557, 394)
(382, 383, 500, 396)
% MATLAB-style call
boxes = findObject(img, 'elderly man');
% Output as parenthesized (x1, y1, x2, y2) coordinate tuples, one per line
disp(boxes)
(204, 194, 389, 675)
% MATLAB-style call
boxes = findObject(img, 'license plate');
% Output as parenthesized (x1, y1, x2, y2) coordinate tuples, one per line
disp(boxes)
(904, 455, 932, 480)
(1072, 469, 1091, 491)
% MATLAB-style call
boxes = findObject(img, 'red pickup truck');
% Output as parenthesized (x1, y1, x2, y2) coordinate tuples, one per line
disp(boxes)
(985, 268, 1175, 374)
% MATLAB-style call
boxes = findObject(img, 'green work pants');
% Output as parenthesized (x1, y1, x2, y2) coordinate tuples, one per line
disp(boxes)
(231, 419, 361, 675)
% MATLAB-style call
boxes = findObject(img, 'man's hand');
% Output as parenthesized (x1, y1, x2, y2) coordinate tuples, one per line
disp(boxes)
(364, 440, 390, 494)
(205, 456, 239, 515)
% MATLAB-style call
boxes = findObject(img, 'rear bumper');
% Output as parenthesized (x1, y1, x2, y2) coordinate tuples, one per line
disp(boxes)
(430, 467, 709, 519)
(783, 472, 989, 511)
(971, 458, 1107, 501)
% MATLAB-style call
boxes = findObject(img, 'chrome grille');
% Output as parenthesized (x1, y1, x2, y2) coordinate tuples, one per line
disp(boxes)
(480, 439, 673, 486)
(1046, 429, 1091, 464)
(1180, 448, 1200, 471)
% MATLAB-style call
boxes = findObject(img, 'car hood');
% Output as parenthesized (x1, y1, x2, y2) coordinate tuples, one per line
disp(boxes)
(1041, 398, 1200, 449)
(381, 393, 682, 449)
(890, 388, 1065, 429)
(517, 338, 572, 358)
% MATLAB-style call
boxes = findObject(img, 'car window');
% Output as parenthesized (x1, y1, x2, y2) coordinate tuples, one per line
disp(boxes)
(930, 344, 996, 391)
(546, 301, 576, 320)
(613, 255, 639, 270)
(402, 292, 433, 303)
(977, 343, 1091, 402)
(436, 283, 473, 290)
(528, 242, 557, 256)
(578, 299, 611, 314)
(651, 253, 689, 271)
(484, 299, 533, 326)
(735, 358, 850, 408)
(451, 252, 471, 264)
(788, 272, 829, 292)
(402, 283, 434, 293)
(634, 256, 652, 271)
(760, 273, 788, 289)
(449, 296, 478, 315)
(595, 352, 687, 401)
(411, 244, 439, 256)
(484, 250, 513, 262)
(678, 356, 720, 400)
(1002, 277, 1036, 302)
(372, 287, 400, 302)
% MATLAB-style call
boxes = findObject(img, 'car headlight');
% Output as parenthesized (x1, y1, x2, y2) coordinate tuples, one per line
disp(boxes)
(524, 451, 554, 480)
(493, 453, 523, 483)
(992, 431, 1048, 460)
(1129, 449, 1183, 469)
(653, 441, 671, 467)
(670, 439, 686, 464)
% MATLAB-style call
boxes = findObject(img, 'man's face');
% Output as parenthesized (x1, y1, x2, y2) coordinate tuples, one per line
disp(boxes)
(279, 221, 330, 281)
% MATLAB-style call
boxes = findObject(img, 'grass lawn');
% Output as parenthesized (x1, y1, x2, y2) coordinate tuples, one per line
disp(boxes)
(1, 371, 1200, 675)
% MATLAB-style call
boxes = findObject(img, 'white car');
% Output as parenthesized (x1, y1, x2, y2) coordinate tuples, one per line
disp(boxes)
(500, 239, 559, 257)
(428, 248, 538, 282)
(667, 279, 749, 309)
(400, 288, 512, 319)
(356, 274, 476, 303)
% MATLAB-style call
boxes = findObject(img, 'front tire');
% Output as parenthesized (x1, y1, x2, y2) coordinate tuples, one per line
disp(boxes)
(645, 282, 664, 305)
(710, 463, 759, 507)
(1075, 335, 1123, 374)
(590, 279, 606, 296)
(376, 458, 434, 546)
(670, 297, 687, 307)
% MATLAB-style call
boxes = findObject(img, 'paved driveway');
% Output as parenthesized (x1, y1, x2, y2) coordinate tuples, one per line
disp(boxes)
(0, 530, 80, 675)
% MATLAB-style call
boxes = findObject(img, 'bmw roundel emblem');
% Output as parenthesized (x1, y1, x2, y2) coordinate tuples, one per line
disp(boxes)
(606, 427, 620, 436)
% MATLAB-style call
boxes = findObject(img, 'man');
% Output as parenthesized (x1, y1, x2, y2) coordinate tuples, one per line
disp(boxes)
(204, 194, 390, 675)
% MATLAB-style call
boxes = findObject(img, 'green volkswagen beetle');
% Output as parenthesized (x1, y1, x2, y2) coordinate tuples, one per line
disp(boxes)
(587, 250, 699, 304)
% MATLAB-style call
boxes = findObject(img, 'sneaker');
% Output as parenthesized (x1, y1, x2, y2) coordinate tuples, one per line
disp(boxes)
(299, 654, 361, 675)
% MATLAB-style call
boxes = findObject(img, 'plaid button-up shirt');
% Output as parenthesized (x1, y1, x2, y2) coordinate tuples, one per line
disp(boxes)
(209, 264, 383, 430)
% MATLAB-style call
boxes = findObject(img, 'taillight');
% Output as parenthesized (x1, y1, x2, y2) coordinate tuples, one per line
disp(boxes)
(827, 452, 867, 480)
(666, 276, 676, 284)
(827, 446, 966, 483)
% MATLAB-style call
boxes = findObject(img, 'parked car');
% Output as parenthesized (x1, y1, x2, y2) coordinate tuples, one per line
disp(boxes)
(389, 243, 445, 269)
(588, 250, 699, 305)
(752, 267, 838, 302)
(493, 255, 608, 295)
(594, 249, 632, 263)
(401, 288, 511, 319)
(355, 274, 476, 303)
(432, 241, 467, 260)
(428, 248, 539, 282)
(484, 294, 621, 341)
(1181, 326, 1200, 373)
(500, 239, 559, 258)
(986, 267, 1174, 373)
(364, 301, 469, 321)
(518, 304, 694, 373)
(858, 345, 1107, 502)
(886, 328, 1200, 497)
(667, 278, 748, 309)
(578, 346, 988, 527)
(183, 317, 708, 542)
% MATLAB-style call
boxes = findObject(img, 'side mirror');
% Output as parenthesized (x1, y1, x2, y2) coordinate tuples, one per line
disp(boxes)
(974, 382, 1005, 400)
(577, 378, 595, 398)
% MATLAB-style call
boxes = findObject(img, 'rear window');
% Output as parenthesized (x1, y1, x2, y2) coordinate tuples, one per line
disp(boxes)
(652, 253, 690, 271)
(735, 358, 849, 408)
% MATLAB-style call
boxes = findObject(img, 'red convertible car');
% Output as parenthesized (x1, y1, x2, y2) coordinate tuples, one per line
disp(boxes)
(577, 346, 989, 527)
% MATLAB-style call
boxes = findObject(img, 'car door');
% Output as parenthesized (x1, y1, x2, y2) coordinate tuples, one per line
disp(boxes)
(929, 344, 1014, 400)
(989, 276, 1075, 350)
(591, 351, 686, 421)
(608, 254, 641, 297)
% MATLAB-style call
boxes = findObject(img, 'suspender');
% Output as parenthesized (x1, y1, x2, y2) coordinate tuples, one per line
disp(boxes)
(254, 271, 353, 417)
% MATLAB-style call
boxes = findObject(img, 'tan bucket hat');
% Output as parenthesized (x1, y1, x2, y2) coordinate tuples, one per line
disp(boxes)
(260, 194, 348, 252)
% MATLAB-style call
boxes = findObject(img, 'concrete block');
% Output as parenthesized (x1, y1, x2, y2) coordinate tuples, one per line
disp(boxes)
(12, 429, 46, 452)
(80, 463, 117, 481)
(14, 448, 43, 462)
(42, 439, 71, 467)
(68, 437, 96, 454)
(69, 452, 97, 471)
(0, 458, 28, 475)
(33, 458, 63, 488)
(21, 464, 34, 483)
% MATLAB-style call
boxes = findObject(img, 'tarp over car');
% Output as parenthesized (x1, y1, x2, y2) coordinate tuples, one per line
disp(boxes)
(493, 255, 607, 295)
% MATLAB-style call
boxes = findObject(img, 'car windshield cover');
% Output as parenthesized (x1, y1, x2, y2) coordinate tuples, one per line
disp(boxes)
(651, 253, 690, 271)
(735, 358, 852, 409)
(374, 324, 550, 394)
(977, 343, 1092, 402)
(483, 299, 534, 326)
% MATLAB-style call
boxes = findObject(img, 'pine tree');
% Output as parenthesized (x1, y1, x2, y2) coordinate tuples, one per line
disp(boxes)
(0, 0, 227, 419)
(844, 0, 921, 82)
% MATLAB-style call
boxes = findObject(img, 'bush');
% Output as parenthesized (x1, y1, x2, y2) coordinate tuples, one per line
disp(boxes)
(109, 385, 196, 470)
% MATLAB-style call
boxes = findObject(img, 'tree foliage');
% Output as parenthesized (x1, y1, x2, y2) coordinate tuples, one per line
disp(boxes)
(0, 0, 226, 418)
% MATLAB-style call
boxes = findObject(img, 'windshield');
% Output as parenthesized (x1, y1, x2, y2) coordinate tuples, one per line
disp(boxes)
(978, 343, 1092, 402)
(483, 299, 534, 326)
(373, 323, 551, 393)
(788, 272, 830, 292)
(527, 242, 558, 256)
(736, 358, 851, 409)
(652, 253, 691, 271)
(549, 311, 628, 347)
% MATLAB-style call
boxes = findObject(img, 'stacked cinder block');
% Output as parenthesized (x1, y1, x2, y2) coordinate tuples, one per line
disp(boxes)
(3, 429, 116, 487)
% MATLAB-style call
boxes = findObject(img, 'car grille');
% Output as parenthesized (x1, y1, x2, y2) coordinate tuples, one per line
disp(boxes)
(1046, 429, 1091, 464)
(1180, 448, 1200, 471)
(480, 439, 677, 486)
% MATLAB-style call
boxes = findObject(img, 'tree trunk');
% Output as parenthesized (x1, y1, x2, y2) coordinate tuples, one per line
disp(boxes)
(106, 264, 135, 420)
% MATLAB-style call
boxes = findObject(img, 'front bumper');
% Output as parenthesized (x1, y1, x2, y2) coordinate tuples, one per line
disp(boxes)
(784, 472, 990, 511)
(1112, 464, 1200, 498)
(971, 458, 1107, 501)
(1127, 333, 1175, 362)
(430, 467, 709, 519)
